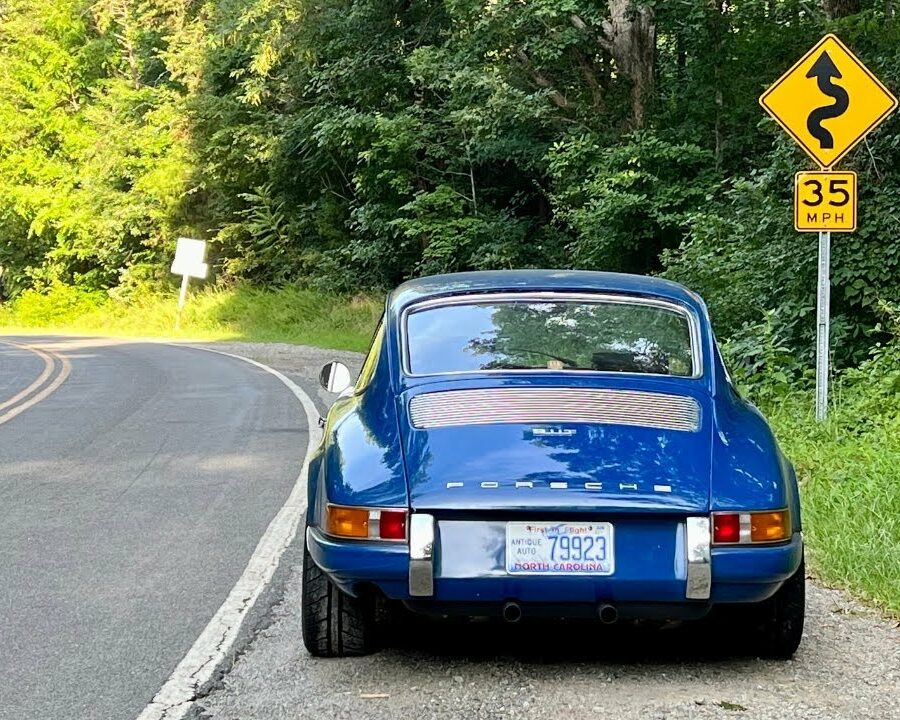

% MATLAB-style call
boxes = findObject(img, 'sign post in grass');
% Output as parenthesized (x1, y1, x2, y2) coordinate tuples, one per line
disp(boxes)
(170, 238, 209, 331)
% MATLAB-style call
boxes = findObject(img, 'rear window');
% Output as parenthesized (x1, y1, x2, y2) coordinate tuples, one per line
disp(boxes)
(405, 296, 697, 377)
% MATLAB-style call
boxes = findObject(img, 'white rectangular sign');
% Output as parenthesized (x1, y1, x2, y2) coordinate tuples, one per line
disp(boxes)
(171, 238, 208, 279)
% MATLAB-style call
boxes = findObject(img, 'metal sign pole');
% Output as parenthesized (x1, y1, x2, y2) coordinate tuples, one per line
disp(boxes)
(815, 230, 831, 421)
(175, 274, 190, 331)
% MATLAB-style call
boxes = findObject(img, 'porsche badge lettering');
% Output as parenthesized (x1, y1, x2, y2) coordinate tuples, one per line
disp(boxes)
(446, 481, 671, 493)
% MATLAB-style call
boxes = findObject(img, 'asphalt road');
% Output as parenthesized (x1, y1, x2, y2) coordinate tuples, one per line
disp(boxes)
(0, 337, 309, 720)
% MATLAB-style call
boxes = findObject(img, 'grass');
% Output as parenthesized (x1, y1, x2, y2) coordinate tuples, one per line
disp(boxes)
(765, 392, 900, 616)
(0, 283, 382, 352)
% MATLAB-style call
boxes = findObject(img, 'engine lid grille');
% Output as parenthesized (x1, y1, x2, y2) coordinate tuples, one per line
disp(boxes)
(408, 387, 701, 432)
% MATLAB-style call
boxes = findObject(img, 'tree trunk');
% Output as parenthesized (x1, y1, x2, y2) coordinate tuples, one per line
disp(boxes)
(601, 1, 656, 128)
(93, 0, 143, 89)
(822, 0, 860, 18)
(516, 50, 570, 109)
(710, 1, 727, 169)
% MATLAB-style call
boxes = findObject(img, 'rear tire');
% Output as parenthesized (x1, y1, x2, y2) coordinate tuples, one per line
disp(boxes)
(301, 537, 378, 657)
(751, 555, 805, 659)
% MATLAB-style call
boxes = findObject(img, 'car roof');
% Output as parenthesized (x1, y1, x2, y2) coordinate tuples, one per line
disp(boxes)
(388, 270, 703, 311)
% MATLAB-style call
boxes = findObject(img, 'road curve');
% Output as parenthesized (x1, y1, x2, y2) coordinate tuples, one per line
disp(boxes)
(0, 336, 309, 720)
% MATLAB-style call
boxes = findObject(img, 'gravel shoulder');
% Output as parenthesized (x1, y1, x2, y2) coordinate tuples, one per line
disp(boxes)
(197, 341, 900, 720)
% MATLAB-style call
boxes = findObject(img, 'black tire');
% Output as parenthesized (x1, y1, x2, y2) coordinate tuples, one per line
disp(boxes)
(751, 555, 806, 659)
(301, 538, 378, 657)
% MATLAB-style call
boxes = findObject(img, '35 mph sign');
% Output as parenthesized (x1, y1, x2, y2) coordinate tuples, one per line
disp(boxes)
(794, 171, 856, 233)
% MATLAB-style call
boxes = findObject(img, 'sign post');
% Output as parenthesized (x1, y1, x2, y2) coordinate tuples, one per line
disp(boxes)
(176, 273, 191, 328)
(759, 34, 897, 420)
(792, 169, 856, 419)
(170, 238, 209, 330)
(815, 230, 830, 422)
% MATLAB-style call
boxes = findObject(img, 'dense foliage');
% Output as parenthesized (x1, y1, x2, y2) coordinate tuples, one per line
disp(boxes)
(2, 1, 900, 369)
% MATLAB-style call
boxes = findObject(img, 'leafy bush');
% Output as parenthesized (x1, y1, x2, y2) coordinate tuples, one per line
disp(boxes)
(4, 284, 107, 327)
(549, 133, 717, 273)
(722, 309, 809, 404)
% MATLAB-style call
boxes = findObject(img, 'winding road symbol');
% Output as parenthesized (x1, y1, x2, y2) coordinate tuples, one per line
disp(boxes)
(759, 34, 897, 169)
(806, 51, 849, 150)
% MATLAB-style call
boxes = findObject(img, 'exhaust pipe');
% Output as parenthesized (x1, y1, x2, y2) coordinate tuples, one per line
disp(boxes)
(502, 601, 523, 623)
(598, 603, 618, 625)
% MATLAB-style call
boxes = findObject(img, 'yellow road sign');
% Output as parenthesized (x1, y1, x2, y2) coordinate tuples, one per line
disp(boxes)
(760, 34, 897, 169)
(794, 171, 856, 232)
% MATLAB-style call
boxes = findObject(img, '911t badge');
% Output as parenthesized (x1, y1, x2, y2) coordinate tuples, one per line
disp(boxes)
(530, 427, 577, 437)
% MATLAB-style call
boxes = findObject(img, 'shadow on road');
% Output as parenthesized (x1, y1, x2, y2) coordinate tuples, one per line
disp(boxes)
(383, 615, 751, 666)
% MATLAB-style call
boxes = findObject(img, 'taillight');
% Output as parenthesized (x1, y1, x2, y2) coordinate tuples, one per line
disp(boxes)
(712, 510, 790, 545)
(713, 513, 741, 543)
(325, 505, 407, 541)
(379, 510, 407, 540)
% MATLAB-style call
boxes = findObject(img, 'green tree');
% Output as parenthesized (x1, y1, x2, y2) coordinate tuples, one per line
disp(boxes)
(0, 0, 197, 294)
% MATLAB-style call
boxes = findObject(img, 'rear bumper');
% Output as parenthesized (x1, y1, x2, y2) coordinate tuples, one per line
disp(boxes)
(306, 521, 803, 609)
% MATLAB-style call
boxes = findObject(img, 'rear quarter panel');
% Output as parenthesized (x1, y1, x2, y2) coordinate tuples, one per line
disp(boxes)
(710, 359, 801, 531)
(306, 342, 409, 528)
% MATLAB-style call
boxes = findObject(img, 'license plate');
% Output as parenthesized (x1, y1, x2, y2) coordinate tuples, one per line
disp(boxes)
(505, 522, 615, 575)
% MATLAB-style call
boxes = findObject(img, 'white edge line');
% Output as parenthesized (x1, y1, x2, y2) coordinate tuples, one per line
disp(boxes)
(136, 345, 321, 720)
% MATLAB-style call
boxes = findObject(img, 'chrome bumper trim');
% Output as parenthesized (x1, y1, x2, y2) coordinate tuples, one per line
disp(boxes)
(408, 513, 435, 597)
(685, 516, 712, 600)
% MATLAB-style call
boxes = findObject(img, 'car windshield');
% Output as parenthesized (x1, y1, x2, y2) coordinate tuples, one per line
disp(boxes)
(406, 296, 696, 377)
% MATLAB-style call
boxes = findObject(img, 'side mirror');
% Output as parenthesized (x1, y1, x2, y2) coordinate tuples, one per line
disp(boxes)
(319, 361, 353, 395)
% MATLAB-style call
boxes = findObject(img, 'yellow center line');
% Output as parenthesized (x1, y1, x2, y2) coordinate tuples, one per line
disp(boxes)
(0, 342, 56, 413)
(0, 340, 73, 426)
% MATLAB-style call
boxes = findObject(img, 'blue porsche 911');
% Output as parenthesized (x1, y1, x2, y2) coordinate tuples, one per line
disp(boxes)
(302, 270, 804, 658)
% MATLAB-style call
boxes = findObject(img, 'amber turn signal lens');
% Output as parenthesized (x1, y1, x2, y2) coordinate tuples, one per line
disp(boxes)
(750, 510, 791, 543)
(326, 506, 369, 538)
